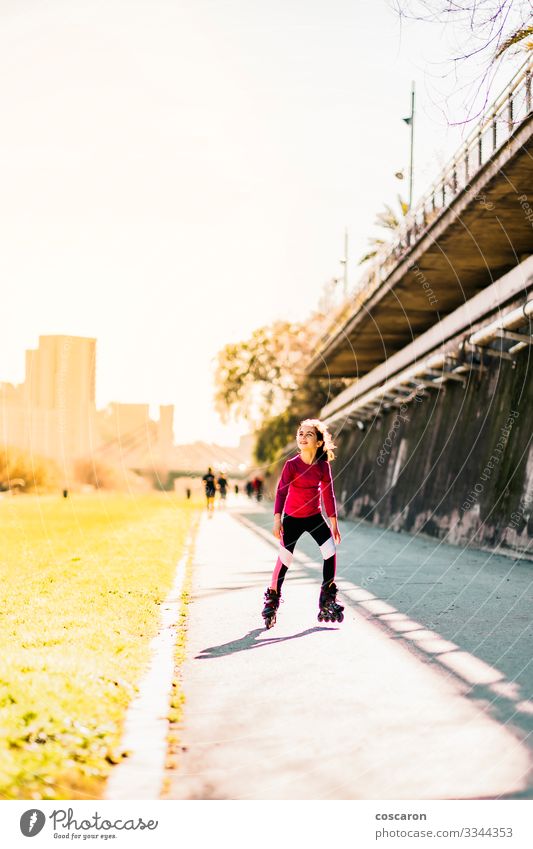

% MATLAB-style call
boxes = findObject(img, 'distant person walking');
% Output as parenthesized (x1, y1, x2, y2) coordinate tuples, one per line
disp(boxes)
(245, 480, 254, 499)
(217, 472, 228, 506)
(253, 476, 264, 502)
(261, 419, 343, 629)
(202, 467, 216, 514)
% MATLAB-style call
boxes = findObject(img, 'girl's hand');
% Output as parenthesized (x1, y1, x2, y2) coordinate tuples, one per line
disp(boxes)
(273, 516, 282, 539)
(330, 518, 341, 545)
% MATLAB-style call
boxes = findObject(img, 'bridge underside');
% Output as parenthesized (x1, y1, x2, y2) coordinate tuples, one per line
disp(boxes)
(308, 114, 533, 378)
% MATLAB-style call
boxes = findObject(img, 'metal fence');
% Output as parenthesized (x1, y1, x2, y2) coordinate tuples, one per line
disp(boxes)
(319, 56, 533, 348)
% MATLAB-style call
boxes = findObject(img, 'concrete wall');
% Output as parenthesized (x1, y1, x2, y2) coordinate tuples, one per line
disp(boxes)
(332, 350, 533, 558)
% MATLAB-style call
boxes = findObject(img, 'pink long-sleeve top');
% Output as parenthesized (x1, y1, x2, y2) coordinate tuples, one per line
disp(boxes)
(274, 455, 337, 518)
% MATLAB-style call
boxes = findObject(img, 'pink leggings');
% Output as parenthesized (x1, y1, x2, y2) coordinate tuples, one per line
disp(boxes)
(271, 513, 336, 594)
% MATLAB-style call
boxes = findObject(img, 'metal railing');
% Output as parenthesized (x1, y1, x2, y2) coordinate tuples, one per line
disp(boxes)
(317, 56, 533, 351)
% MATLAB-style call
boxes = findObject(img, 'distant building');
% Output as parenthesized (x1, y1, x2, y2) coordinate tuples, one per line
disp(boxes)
(25, 335, 96, 411)
(94, 402, 174, 470)
(1, 334, 250, 488)
(1, 335, 97, 466)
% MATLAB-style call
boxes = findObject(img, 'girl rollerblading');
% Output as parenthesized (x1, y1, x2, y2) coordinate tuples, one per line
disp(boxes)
(261, 418, 342, 628)
(262, 588, 281, 629)
(318, 582, 344, 623)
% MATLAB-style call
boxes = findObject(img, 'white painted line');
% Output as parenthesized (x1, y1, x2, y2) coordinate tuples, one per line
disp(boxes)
(403, 628, 442, 641)
(386, 618, 426, 633)
(438, 651, 505, 685)
(358, 599, 397, 615)
(490, 681, 521, 700)
(104, 534, 193, 800)
(342, 588, 376, 601)
(408, 637, 459, 654)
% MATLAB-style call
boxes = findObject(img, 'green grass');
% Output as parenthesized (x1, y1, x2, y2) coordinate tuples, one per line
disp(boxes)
(0, 492, 200, 800)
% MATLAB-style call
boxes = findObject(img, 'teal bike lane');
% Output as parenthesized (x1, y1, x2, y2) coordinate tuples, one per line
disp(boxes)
(239, 499, 533, 792)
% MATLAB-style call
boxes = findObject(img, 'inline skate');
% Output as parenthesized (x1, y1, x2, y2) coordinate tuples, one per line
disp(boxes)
(318, 582, 344, 623)
(262, 587, 281, 629)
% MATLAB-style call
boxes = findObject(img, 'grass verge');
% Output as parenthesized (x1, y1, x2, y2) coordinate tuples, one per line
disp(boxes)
(0, 492, 200, 800)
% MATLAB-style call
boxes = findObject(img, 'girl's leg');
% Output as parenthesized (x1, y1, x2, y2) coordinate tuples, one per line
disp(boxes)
(307, 515, 337, 588)
(270, 515, 304, 594)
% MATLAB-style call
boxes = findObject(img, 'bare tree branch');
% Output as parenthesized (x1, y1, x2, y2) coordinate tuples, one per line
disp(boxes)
(389, 0, 532, 125)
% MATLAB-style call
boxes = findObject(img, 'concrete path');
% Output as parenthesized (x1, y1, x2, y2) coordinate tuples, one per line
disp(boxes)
(163, 505, 531, 800)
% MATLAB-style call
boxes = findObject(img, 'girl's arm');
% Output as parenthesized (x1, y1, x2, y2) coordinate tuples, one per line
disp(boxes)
(273, 462, 292, 535)
(321, 462, 341, 544)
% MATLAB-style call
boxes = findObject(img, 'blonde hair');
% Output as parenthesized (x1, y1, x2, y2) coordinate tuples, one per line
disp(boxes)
(299, 418, 335, 462)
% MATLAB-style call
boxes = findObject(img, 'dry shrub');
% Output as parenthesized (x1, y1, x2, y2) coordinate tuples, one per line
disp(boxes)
(73, 457, 151, 492)
(0, 447, 60, 492)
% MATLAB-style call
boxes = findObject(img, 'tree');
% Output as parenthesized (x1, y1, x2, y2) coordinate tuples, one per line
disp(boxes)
(495, 23, 533, 56)
(214, 315, 327, 426)
(393, 1, 532, 62)
(214, 322, 298, 426)
(253, 379, 344, 465)
(0, 447, 59, 492)
(359, 194, 410, 264)
(214, 315, 349, 465)
(390, 0, 533, 124)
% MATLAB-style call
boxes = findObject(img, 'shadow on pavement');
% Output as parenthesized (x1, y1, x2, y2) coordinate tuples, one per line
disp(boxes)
(195, 625, 338, 659)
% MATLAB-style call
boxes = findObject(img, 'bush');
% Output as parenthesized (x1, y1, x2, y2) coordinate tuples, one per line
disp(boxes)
(73, 458, 150, 492)
(0, 447, 60, 492)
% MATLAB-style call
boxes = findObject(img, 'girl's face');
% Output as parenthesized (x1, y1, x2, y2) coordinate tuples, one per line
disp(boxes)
(296, 425, 323, 452)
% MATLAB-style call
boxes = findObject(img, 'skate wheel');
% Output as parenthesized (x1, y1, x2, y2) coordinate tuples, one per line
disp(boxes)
(337, 613, 344, 623)
(318, 612, 323, 622)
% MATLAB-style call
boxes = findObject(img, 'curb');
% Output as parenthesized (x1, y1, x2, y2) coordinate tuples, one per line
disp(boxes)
(104, 532, 194, 800)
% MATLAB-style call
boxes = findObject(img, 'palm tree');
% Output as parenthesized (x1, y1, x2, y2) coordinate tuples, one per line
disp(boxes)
(359, 194, 410, 265)
(495, 25, 533, 57)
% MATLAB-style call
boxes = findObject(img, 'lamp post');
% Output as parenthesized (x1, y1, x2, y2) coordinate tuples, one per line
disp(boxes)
(339, 227, 348, 299)
(402, 81, 416, 208)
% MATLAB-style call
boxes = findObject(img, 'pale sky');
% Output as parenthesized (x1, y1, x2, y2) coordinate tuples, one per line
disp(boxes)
(1, 0, 524, 444)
